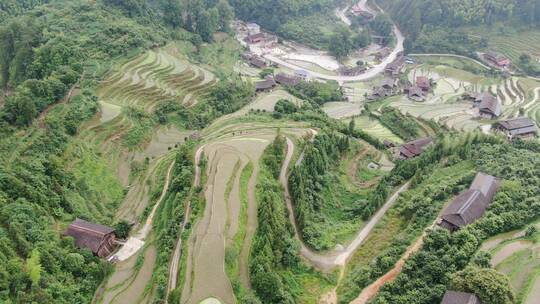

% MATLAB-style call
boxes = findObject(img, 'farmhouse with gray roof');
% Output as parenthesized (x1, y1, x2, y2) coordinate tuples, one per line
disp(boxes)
(439, 172, 500, 231)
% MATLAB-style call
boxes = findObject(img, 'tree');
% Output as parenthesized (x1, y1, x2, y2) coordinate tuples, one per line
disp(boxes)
(114, 220, 131, 239)
(525, 225, 537, 237)
(348, 119, 356, 135)
(451, 266, 515, 304)
(216, 0, 234, 32)
(25, 248, 41, 286)
(328, 25, 353, 59)
(519, 53, 531, 65)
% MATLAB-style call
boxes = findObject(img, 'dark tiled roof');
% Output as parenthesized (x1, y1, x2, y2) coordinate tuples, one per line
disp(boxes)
(274, 73, 300, 86)
(247, 33, 264, 40)
(416, 76, 430, 89)
(478, 93, 501, 117)
(398, 137, 432, 159)
(249, 56, 267, 68)
(441, 173, 500, 229)
(408, 86, 425, 99)
(64, 218, 115, 254)
(255, 77, 276, 90)
(380, 77, 396, 88)
(441, 291, 481, 304)
(498, 117, 536, 130)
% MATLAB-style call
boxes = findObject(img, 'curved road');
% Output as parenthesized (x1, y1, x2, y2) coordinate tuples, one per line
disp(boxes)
(263, 0, 404, 83)
(281, 137, 410, 272)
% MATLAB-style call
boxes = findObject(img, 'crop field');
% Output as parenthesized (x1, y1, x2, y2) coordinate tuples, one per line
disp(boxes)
(393, 64, 540, 131)
(98, 48, 216, 111)
(349, 115, 403, 143)
(179, 115, 314, 303)
(484, 226, 540, 304)
(323, 102, 363, 119)
(248, 89, 302, 112)
(85, 47, 222, 304)
(473, 28, 540, 70)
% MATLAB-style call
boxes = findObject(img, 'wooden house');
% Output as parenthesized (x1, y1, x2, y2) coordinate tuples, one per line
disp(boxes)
(441, 291, 481, 304)
(245, 33, 265, 44)
(476, 93, 501, 119)
(439, 172, 500, 231)
(64, 218, 117, 258)
(275, 73, 300, 86)
(416, 76, 431, 92)
(495, 117, 538, 140)
(255, 76, 276, 92)
(484, 51, 511, 68)
(396, 137, 433, 160)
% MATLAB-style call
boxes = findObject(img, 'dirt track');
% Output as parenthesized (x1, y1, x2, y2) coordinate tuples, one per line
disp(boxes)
(281, 137, 411, 272)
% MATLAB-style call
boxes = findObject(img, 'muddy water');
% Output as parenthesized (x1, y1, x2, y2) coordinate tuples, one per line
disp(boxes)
(133, 127, 195, 161)
(481, 230, 522, 252)
(181, 134, 273, 304)
(99, 100, 122, 124)
(491, 241, 532, 266)
(525, 272, 540, 304)
(100, 245, 157, 304)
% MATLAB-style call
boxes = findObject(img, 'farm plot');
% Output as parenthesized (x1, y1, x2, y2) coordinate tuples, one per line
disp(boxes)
(396, 65, 540, 131)
(391, 99, 482, 132)
(349, 115, 403, 143)
(98, 48, 217, 111)
(180, 126, 308, 304)
(247, 89, 302, 113)
(323, 102, 363, 119)
(480, 29, 540, 70)
(481, 223, 540, 304)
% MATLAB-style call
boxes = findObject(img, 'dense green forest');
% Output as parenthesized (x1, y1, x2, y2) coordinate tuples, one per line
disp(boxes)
(250, 135, 299, 304)
(288, 133, 352, 250)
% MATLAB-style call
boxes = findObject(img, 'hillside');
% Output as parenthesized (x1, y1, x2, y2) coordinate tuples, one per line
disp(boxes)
(1, 0, 540, 304)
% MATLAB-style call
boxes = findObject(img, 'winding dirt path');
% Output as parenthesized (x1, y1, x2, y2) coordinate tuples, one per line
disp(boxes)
(281, 137, 411, 272)
(110, 160, 176, 262)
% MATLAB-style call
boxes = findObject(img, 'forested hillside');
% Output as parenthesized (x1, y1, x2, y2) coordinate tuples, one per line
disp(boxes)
(377, 0, 540, 74)
(0, 0, 231, 302)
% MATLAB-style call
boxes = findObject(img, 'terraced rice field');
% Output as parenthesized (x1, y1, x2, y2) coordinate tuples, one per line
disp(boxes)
(399, 65, 540, 130)
(180, 124, 310, 304)
(88, 47, 221, 304)
(248, 89, 302, 112)
(95, 244, 158, 304)
(180, 134, 272, 304)
(483, 29, 540, 69)
(480, 222, 540, 304)
(350, 116, 403, 143)
(323, 101, 363, 119)
(98, 48, 217, 111)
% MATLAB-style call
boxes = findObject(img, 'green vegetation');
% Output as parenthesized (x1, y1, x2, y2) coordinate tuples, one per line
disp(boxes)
(373, 139, 540, 303)
(378, 107, 420, 141)
(378, 0, 540, 75)
(225, 162, 253, 300)
(288, 133, 357, 250)
(148, 144, 196, 301)
(338, 160, 475, 303)
(286, 81, 343, 106)
(249, 134, 334, 304)
(250, 135, 298, 303)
